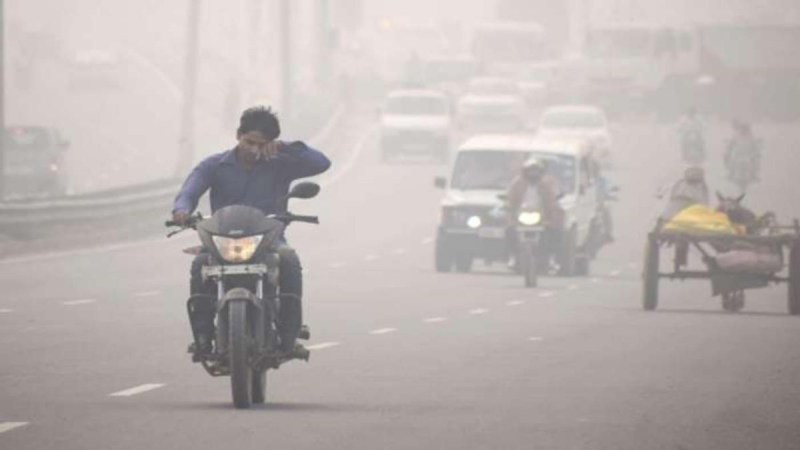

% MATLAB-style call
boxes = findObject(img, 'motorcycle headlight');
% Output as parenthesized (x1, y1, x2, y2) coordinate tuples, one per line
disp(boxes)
(212, 235, 263, 263)
(518, 211, 542, 226)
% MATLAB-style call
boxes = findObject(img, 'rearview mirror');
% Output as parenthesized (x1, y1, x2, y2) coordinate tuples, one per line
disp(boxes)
(434, 176, 447, 189)
(288, 182, 320, 200)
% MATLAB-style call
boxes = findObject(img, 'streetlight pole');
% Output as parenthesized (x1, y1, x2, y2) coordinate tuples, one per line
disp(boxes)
(0, 0, 6, 200)
(279, 0, 292, 119)
(176, 0, 201, 177)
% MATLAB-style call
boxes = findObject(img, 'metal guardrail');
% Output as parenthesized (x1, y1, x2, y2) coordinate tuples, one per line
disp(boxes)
(0, 105, 346, 231)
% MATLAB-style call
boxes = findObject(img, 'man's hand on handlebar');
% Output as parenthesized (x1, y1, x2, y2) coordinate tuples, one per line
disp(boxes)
(172, 210, 191, 226)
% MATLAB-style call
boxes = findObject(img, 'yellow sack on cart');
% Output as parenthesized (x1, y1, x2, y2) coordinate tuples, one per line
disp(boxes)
(663, 204, 742, 235)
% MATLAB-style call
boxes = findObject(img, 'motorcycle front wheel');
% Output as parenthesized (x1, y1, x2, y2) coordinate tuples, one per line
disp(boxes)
(229, 300, 253, 409)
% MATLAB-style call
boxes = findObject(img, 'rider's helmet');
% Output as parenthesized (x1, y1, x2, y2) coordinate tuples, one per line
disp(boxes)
(522, 157, 546, 182)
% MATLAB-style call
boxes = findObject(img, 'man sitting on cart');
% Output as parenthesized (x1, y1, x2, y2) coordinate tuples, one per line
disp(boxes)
(662, 166, 710, 221)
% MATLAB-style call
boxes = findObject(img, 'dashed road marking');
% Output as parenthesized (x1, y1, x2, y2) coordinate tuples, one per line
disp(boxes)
(0, 422, 29, 434)
(62, 299, 97, 306)
(306, 342, 341, 350)
(109, 383, 165, 397)
(469, 308, 489, 315)
(567, 285, 579, 291)
(0, 308, 13, 313)
(423, 317, 448, 323)
(528, 337, 545, 342)
(364, 254, 379, 262)
(591, 278, 600, 283)
(421, 237, 434, 245)
(627, 262, 639, 270)
(392, 248, 408, 255)
(506, 300, 525, 307)
(369, 328, 397, 335)
(609, 270, 622, 277)
(329, 262, 347, 269)
(538, 291, 556, 298)
(133, 290, 161, 298)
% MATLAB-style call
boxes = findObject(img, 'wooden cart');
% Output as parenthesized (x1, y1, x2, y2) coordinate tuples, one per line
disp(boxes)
(642, 220, 800, 314)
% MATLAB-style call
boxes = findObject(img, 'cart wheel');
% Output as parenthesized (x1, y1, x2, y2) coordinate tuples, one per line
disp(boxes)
(789, 243, 800, 315)
(642, 234, 659, 311)
(722, 291, 745, 313)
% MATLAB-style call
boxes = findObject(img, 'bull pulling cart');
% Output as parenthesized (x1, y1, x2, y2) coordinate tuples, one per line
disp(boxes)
(642, 217, 800, 314)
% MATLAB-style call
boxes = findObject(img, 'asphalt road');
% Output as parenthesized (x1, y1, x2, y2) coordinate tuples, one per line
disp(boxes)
(1, 112, 800, 450)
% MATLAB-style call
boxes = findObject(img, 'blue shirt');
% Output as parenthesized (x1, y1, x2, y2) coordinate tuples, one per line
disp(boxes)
(173, 141, 331, 215)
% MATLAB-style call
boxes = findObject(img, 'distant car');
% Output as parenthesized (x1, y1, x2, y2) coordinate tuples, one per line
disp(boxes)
(536, 105, 613, 166)
(2, 126, 70, 198)
(433, 134, 604, 274)
(68, 49, 122, 90)
(380, 89, 452, 162)
(517, 61, 560, 109)
(456, 95, 527, 135)
(421, 55, 482, 97)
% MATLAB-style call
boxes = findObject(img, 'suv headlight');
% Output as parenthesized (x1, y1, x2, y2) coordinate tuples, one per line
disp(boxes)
(518, 211, 542, 226)
(212, 235, 263, 263)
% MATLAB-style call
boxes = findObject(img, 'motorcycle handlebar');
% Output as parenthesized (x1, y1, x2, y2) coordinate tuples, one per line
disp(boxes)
(270, 214, 320, 225)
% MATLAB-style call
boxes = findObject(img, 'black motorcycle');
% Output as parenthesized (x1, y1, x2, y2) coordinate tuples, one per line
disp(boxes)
(166, 182, 320, 409)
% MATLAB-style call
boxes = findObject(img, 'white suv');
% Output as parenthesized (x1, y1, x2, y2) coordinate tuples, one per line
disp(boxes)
(434, 134, 608, 274)
(380, 89, 452, 163)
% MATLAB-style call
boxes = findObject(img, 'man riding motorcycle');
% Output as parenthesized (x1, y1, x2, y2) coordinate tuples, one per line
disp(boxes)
(505, 157, 567, 274)
(172, 106, 331, 356)
(677, 108, 705, 164)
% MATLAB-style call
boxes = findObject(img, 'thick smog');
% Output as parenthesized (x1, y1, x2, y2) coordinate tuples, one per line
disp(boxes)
(1, 0, 800, 449)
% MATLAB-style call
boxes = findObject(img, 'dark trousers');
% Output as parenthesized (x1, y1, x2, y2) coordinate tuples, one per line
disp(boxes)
(189, 244, 303, 345)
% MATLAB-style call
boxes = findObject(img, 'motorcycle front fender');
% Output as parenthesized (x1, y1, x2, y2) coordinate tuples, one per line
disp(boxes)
(217, 287, 260, 313)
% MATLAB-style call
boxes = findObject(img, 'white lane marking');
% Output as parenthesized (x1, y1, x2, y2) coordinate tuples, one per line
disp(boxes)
(568, 285, 579, 291)
(306, 342, 341, 350)
(423, 317, 448, 323)
(364, 254, 379, 262)
(469, 308, 489, 315)
(318, 126, 377, 187)
(506, 300, 525, 307)
(109, 383, 166, 397)
(329, 262, 347, 269)
(627, 262, 639, 270)
(392, 248, 408, 255)
(609, 270, 622, 277)
(528, 337, 544, 342)
(591, 278, 600, 283)
(0, 422, 29, 434)
(538, 291, 556, 298)
(0, 308, 13, 313)
(369, 328, 397, 335)
(421, 237, 434, 245)
(62, 299, 97, 306)
(133, 290, 161, 298)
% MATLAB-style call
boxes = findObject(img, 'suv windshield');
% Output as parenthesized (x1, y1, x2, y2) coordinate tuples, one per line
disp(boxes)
(451, 150, 576, 192)
(385, 96, 447, 115)
(4, 127, 51, 151)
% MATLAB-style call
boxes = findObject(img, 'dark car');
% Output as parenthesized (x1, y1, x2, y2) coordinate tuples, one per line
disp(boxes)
(2, 126, 70, 198)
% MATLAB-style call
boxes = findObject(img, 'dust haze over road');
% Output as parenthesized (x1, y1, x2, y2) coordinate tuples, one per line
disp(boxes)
(2, 1, 800, 449)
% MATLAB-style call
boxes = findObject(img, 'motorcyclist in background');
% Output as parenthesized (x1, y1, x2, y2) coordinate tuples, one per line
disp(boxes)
(505, 157, 567, 275)
(724, 120, 761, 186)
(677, 107, 706, 164)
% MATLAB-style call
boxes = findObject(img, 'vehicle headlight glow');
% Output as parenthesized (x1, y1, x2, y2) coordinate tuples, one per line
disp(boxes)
(518, 211, 542, 226)
(212, 235, 263, 263)
(467, 215, 482, 229)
